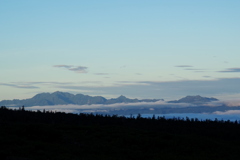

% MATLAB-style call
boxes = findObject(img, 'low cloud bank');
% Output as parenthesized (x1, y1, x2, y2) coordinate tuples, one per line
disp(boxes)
(213, 110, 240, 115)
(202, 100, 240, 107)
(25, 101, 205, 113)
(222, 100, 240, 107)
(20, 99, 240, 114)
(24, 101, 191, 112)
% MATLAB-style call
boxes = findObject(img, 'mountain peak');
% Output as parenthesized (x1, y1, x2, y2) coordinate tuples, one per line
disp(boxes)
(117, 95, 127, 99)
(168, 95, 218, 104)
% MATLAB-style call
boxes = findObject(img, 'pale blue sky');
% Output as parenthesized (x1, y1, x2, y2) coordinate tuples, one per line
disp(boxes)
(1, 0, 240, 101)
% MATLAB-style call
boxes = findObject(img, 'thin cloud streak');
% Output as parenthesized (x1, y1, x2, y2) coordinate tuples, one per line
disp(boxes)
(14, 81, 73, 85)
(0, 83, 39, 89)
(202, 76, 211, 78)
(218, 68, 240, 73)
(53, 65, 88, 73)
(175, 65, 193, 67)
(184, 68, 206, 71)
(94, 73, 109, 75)
(53, 65, 73, 69)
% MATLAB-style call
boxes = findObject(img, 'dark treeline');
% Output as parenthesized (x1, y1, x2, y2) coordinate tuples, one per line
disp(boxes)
(1, 106, 240, 160)
(1, 105, 239, 128)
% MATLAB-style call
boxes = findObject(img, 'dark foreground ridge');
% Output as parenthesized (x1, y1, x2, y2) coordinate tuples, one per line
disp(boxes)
(1, 106, 240, 160)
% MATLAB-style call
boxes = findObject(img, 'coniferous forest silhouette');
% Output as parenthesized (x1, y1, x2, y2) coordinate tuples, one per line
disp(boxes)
(1, 106, 240, 160)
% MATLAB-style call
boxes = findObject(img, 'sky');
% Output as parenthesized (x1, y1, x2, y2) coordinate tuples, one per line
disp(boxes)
(1, 0, 240, 101)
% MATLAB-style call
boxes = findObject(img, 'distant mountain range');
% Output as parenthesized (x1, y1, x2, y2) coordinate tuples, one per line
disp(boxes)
(0, 91, 220, 108)
(168, 95, 218, 104)
(0, 91, 162, 107)
(0, 92, 228, 114)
